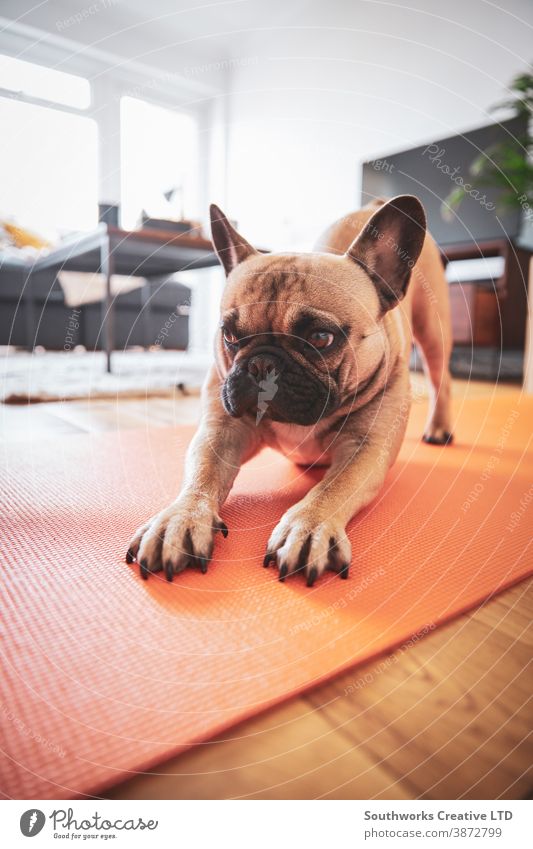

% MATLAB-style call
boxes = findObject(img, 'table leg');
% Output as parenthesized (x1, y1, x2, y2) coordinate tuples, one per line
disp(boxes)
(24, 273, 36, 351)
(141, 280, 152, 349)
(100, 233, 114, 373)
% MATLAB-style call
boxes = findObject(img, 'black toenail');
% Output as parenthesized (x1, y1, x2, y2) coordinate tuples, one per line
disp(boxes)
(307, 566, 318, 588)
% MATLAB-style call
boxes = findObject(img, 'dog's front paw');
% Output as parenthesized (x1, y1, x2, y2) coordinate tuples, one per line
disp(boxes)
(263, 506, 351, 587)
(126, 497, 228, 581)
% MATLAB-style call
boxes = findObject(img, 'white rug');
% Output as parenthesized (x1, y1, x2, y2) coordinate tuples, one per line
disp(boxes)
(1, 349, 210, 404)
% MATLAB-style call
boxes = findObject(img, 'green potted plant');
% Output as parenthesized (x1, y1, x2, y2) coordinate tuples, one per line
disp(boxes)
(444, 66, 533, 246)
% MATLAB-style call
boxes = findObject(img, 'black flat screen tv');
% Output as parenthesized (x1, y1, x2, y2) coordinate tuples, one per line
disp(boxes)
(361, 116, 528, 247)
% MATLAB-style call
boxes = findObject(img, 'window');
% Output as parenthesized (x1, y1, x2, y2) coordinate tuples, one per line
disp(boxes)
(0, 56, 203, 240)
(0, 53, 90, 109)
(0, 98, 98, 237)
(0, 55, 97, 237)
(120, 96, 199, 229)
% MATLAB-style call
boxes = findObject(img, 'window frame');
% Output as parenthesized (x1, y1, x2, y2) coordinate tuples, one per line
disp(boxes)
(0, 33, 217, 233)
(0, 52, 91, 111)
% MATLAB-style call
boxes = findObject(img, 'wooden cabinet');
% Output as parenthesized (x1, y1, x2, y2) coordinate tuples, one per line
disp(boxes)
(442, 239, 532, 349)
(449, 284, 500, 346)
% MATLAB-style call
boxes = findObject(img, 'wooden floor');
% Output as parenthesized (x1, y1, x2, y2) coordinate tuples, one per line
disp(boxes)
(2, 377, 532, 800)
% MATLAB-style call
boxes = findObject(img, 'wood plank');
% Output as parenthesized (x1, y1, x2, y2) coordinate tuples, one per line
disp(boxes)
(0, 402, 87, 442)
(466, 580, 533, 646)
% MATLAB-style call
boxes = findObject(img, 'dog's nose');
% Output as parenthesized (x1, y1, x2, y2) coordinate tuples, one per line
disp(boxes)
(247, 354, 280, 382)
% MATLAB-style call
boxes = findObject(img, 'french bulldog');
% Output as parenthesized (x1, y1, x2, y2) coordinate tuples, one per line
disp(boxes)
(127, 195, 453, 586)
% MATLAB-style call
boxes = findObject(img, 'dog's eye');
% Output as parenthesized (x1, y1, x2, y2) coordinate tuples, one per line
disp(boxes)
(307, 330, 335, 350)
(223, 330, 239, 346)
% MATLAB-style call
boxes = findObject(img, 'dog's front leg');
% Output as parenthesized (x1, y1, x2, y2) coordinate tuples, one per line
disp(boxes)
(127, 400, 261, 581)
(264, 378, 410, 586)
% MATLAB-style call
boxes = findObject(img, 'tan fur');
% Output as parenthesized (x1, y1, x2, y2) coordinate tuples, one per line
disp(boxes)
(316, 199, 453, 440)
(128, 197, 453, 586)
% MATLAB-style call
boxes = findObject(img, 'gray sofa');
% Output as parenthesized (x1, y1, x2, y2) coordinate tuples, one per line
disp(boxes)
(81, 277, 190, 351)
(0, 258, 71, 349)
(0, 258, 190, 351)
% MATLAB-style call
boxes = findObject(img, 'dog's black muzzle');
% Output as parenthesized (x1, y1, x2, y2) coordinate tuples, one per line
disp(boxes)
(221, 345, 338, 425)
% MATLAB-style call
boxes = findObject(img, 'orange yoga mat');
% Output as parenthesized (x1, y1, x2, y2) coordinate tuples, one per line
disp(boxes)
(1, 391, 532, 799)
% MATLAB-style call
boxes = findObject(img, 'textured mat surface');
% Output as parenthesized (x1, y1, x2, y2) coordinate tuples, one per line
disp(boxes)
(1, 392, 532, 799)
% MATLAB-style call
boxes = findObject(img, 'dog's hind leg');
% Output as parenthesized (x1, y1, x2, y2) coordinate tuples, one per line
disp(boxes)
(414, 329, 453, 444)
(411, 248, 454, 445)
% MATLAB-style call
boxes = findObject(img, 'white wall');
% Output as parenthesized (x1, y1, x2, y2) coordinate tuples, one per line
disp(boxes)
(224, 0, 533, 250)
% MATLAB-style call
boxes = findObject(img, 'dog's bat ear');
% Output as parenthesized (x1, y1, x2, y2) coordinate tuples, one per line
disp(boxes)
(209, 204, 258, 275)
(345, 195, 426, 311)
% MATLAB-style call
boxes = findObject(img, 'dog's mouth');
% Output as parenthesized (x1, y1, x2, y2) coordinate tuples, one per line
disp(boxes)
(221, 361, 338, 426)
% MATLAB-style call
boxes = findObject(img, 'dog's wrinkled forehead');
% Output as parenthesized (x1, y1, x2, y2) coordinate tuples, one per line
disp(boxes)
(221, 251, 381, 338)
(211, 197, 427, 326)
